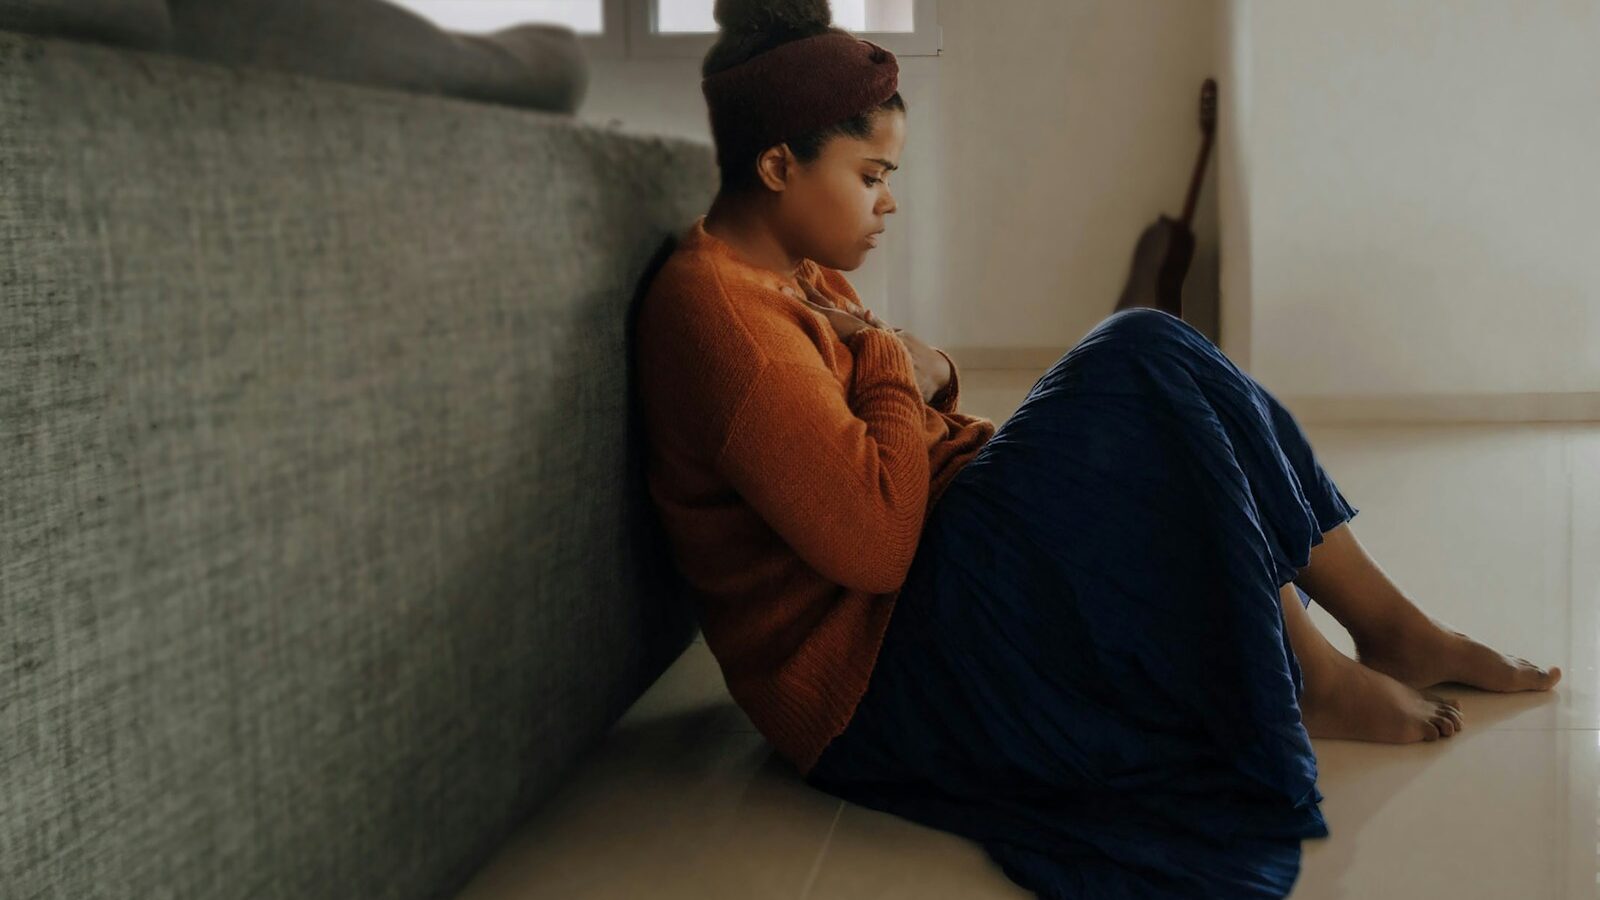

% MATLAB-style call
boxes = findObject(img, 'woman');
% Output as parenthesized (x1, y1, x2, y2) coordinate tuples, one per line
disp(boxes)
(633, 2, 1561, 896)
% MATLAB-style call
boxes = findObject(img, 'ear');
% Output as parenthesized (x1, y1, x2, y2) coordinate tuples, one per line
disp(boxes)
(755, 143, 793, 192)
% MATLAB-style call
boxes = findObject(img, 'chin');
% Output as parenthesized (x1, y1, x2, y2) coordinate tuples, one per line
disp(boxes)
(826, 250, 868, 272)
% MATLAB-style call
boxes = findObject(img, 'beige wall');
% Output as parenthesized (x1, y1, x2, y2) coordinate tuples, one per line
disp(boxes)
(1215, 0, 1254, 370)
(921, 0, 1222, 354)
(1225, 0, 1600, 401)
(580, 0, 1225, 360)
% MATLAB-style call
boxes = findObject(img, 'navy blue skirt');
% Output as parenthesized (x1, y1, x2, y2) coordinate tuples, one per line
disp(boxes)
(803, 307, 1359, 899)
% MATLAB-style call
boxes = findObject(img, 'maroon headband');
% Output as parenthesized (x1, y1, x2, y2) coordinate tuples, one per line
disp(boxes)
(701, 31, 899, 170)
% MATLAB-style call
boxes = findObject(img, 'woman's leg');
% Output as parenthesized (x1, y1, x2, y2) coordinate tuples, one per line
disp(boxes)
(1206, 338, 1564, 697)
(1278, 582, 1464, 743)
(1292, 522, 1425, 648)
(1294, 522, 1562, 693)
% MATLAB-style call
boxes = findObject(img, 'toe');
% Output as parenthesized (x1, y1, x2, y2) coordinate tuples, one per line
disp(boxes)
(1426, 692, 1464, 720)
(1515, 660, 1559, 690)
(1439, 704, 1463, 730)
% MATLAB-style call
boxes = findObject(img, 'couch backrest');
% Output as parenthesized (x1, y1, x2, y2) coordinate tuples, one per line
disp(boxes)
(0, 29, 712, 900)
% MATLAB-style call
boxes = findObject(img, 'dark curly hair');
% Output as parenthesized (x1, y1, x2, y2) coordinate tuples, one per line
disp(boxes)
(702, 0, 906, 195)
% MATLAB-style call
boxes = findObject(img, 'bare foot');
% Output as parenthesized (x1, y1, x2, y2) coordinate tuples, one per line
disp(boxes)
(1300, 650, 1465, 742)
(1353, 612, 1562, 693)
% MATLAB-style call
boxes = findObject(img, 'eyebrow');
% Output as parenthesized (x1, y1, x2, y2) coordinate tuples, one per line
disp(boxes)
(864, 157, 899, 172)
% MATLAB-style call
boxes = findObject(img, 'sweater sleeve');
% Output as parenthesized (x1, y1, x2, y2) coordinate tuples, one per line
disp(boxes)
(713, 327, 931, 595)
(929, 347, 961, 414)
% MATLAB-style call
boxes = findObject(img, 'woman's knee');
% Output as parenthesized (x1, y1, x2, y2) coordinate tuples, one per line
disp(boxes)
(1050, 308, 1207, 383)
(1092, 308, 1201, 355)
(1091, 309, 1259, 395)
(1104, 307, 1191, 337)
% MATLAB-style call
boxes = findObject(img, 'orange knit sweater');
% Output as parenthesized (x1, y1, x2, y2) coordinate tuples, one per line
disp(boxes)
(635, 215, 997, 776)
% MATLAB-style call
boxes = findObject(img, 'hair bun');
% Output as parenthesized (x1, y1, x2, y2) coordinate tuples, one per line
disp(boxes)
(712, 0, 833, 34)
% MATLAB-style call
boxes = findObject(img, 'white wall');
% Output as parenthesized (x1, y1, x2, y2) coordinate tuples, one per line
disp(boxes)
(579, 0, 1225, 357)
(920, 0, 1222, 353)
(1215, 0, 1254, 370)
(1225, 0, 1600, 399)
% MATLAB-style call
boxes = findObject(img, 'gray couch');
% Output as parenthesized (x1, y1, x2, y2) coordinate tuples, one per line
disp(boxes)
(1, 25, 712, 900)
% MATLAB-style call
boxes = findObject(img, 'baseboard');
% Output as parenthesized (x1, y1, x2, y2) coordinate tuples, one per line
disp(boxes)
(1272, 392, 1600, 425)
(942, 346, 1066, 370)
(946, 346, 1600, 424)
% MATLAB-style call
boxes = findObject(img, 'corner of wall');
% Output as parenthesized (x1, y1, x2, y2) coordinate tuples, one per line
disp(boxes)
(1215, 0, 1254, 371)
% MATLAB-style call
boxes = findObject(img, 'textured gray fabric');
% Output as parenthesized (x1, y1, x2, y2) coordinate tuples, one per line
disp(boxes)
(1, 27, 712, 900)
(167, 0, 590, 114)
(0, 0, 171, 49)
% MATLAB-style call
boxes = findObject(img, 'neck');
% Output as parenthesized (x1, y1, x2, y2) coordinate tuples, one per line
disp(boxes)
(703, 192, 803, 279)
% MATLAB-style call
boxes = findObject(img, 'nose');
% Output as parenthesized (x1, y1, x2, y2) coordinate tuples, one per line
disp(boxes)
(878, 188, 897, 216)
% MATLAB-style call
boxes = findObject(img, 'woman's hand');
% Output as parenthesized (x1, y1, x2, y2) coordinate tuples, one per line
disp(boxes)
(797, 283, 878, 344)
(893, 327, 953, 405)
(797, 281, 950, 404)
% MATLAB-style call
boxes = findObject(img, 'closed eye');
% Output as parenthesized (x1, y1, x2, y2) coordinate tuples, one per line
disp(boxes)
(863, 175, 882, 187)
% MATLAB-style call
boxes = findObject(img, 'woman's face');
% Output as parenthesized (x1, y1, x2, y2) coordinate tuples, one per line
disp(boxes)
(764, 109, 905, 271)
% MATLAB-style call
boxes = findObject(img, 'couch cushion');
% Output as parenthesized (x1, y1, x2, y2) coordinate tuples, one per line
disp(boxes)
(0, 0, 171, 49)
(166, 0, 588, 114)
(1, 26, 708, 900)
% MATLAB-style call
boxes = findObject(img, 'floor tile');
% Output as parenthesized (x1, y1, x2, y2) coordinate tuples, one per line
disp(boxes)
(800, 801, 1032, 899)
(612, 639, 758, 736)
(454, 725, 838, 900)
(1292, 728, 1599, 898)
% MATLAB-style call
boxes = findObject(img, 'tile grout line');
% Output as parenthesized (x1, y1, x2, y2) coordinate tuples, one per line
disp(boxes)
(796, 799, 845, 900)
(1560, 427, 1592, 734)
(1564, 428, 1574, 693)
(1456, 727, 1600, 732)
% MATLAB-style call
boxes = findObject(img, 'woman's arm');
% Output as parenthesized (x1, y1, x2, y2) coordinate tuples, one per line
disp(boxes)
(714, 329, 931, 595)
(803, 275, 953, 406)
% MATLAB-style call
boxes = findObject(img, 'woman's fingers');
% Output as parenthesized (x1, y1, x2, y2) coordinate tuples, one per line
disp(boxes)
(795, 281, 895, 342)
(861, 308, 895, 331)
(801, 281, 833, 307)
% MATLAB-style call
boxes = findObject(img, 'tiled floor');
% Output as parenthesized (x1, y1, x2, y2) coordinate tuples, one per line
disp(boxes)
(457, 368, 1598, 900)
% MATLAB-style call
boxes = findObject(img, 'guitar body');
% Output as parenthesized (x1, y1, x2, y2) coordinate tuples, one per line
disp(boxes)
(1156, 78, 1218, 318)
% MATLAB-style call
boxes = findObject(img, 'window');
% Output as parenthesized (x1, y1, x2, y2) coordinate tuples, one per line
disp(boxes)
(391, 1, 604, 35)
(638, 0, 937, 58)
(391, 0, 938, 60)
(655, 0, 916, 34)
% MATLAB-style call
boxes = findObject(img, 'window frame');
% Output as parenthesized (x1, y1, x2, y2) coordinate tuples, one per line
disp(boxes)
(574, 0, 940, 60)
(575, 0, 629, 60)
